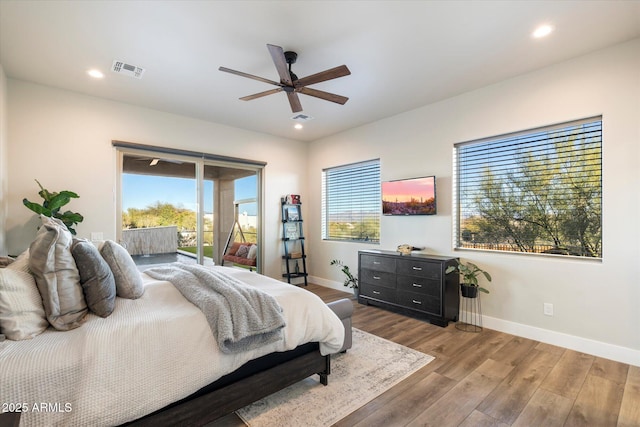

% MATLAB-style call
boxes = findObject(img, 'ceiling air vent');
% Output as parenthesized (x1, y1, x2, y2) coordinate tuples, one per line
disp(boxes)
(291, 113, 314, 122)
(111, 60, 145, 79)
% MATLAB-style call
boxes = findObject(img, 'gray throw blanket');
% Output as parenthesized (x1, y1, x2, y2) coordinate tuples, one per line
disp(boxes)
(144, 263, 285, 353)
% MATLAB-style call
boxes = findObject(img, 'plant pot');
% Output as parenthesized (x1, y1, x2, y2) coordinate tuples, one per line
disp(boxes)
(460, 284, 478, 298)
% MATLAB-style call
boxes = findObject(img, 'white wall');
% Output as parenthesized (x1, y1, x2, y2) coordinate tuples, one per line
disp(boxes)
(308, 39, 640, 365)
(0, 65, 7, 256)
(5, 80, 307, 279)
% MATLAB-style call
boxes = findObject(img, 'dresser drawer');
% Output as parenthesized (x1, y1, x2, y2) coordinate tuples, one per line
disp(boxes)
(396, 258, 441, 280)
(360, 254, 396, 273)
(360, 269, 396, 289)
(396, 275, 441, 297)
(360, 283, 397, 303)
(397, 291, 441, 316)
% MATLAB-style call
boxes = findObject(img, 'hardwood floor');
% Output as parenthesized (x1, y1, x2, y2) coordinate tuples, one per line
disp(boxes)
(213, 283, 640, 427)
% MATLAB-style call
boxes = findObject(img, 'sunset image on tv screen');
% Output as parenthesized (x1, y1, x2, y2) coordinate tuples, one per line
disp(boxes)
(382, 176, 436, 215)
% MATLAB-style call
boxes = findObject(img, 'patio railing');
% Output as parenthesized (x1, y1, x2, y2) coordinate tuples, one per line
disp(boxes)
(121, 226, 178, 255)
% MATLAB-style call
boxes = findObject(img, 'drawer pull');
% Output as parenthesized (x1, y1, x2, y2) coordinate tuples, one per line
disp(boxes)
(412, 299, 422, 304)
(373, 290, 381, 295)
(412, 283, 422, 288)
(373, 275, 381, 280)
(373, 261, 381, 265)
(412, 266, 423, 271)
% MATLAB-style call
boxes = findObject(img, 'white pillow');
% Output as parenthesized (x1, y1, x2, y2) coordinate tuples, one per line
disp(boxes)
(247, 244, 258, 260)
(0, 251, 49, 340)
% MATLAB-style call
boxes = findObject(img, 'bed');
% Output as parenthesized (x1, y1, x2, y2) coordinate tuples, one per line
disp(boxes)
(0, 222, 346, 427)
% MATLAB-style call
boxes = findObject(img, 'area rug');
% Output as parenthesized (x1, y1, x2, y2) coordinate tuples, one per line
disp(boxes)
(236, 328, 434, 427)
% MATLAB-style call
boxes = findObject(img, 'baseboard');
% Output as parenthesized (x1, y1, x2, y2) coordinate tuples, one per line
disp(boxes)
(312, 279, 639, 367)
(479, 313, 640, 367)
(309, 276, 350, 292)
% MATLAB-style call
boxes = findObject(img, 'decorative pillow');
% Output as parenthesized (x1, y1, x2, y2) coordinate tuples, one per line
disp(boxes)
(71, 239, 116, 317)
(28, 216, 87, 331)
(0, 251, 49, 340)
(227, 242, 242, 256)
(235, 244, 250, 258)
(99, 240, 144, 299)
(247, 244, 258, 260)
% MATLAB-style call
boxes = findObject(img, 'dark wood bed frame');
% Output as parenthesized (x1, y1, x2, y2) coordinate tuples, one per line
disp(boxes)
(123, 342, 330, 426)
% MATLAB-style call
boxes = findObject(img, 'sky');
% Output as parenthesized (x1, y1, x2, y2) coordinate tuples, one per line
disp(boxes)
(382, 176, 435, 202)
(122, 174, 257, 215)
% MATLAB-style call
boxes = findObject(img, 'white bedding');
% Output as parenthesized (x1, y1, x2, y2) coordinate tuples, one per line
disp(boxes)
(0, 266, 344, 427)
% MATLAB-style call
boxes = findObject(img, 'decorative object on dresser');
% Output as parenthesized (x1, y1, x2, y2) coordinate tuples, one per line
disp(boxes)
(396, 244, 422, 255)
(281, 197, 307, 285)
(358, 250, 459, 327)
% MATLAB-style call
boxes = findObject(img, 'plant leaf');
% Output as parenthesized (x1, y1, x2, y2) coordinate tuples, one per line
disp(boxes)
(23, 199, 51, 216)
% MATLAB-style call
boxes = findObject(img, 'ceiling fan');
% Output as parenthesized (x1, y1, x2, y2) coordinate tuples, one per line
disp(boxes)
(219, 44, 351, 113)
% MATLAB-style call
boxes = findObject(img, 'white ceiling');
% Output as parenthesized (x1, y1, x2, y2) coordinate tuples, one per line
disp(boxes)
(1, 1, 639, 142)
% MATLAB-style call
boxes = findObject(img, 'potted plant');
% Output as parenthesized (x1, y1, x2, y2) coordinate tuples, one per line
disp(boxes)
(330, 259, 358, 297)
(23, 179, 84, 235)
(445, 260, 492, 298)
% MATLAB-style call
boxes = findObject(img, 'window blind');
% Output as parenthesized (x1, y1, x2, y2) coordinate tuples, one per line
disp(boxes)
(453, 117, 602, 258)
(322, 159, 380, 242)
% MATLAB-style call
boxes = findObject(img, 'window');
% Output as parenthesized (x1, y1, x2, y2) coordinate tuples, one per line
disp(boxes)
(322, 159, 381, 242)
(453, 117, 602, 258)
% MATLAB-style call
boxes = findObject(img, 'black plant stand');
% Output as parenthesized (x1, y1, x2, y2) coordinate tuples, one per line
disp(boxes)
(456, 293, 483, 332)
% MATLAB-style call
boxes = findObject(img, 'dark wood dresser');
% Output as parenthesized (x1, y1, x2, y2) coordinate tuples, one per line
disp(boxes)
(358, 250, 459, 327)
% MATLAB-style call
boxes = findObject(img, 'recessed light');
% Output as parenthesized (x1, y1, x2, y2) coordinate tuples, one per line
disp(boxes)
(294, 123, 303, 130)
(532, 24, 553, 39)
(87, 69, 104, 79)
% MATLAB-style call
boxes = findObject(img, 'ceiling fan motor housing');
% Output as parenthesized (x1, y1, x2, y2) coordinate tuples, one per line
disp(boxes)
(284, 51, 298, 81)
(284, 51, 297, 64)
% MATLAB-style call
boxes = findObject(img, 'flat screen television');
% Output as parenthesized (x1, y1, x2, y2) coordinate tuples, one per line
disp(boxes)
(382, 176, 436, 215)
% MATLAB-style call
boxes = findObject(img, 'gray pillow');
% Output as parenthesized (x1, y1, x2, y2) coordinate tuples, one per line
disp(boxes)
(29, 216, 88, 331)
(99, 240, 144, 299)
(236, 244, 250, 258)
(71, 239, 116, 317)
(0, 251, 49, 340)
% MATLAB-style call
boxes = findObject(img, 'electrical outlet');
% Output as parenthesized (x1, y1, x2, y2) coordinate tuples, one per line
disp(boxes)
(543, 303, 554, 316)
(90, 232, 104, 241)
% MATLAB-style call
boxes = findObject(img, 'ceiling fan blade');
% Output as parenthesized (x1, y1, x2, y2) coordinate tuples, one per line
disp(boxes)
(239, 88, 283, 101)
(267, 44, 293, 86)
(297, 87, 348, 105)
(295, 65, 351, 87)
(218, 66, 281, 87)
(286, 92, 303, 113)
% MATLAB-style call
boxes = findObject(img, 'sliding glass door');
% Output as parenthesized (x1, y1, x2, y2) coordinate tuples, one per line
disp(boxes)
(116, 146, 263, 272)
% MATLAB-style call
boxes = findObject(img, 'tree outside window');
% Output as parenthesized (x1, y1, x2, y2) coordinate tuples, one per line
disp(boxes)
(454, 117, 602, 258)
